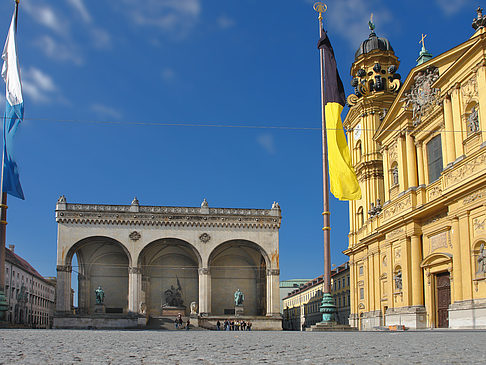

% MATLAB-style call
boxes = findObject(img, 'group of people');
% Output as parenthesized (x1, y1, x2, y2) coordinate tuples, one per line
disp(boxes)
(216, 319, 252, 331)
(175, 313, 190, 330)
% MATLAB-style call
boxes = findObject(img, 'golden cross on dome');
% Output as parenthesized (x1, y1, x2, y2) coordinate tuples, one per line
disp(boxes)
(419, 33, 427, 49)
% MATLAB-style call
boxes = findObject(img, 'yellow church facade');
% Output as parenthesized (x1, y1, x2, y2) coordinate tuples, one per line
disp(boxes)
(343, 9, 486, 329)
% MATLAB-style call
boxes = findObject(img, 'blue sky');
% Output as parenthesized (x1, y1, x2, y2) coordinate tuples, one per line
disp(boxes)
(0, 0, 477, 281)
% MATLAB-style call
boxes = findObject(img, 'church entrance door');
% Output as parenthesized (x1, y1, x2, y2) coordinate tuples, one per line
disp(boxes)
(435, 272, 450, 328)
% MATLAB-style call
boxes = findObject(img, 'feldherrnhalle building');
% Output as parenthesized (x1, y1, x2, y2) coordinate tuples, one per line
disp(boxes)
(343, 8, 486, 329)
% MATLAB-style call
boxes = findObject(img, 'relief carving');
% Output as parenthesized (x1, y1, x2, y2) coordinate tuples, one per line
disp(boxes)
(473, 217, 486, 235)
(394, 248, 401, 259)
(129, 231, 141, 241)
(445, 152, 486, 188)
(461, 76, 478, 103)
(463, 189, 486, 205)
(386, 228, 404, 240)
(401, 67, 440, 126)
(428, 185, 442, 200)
(384, 196, 412, 220)
(388, 143, 398, 163)
(429, 231, 449, 252)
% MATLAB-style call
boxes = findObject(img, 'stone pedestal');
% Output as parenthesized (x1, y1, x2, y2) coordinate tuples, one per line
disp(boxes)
(235, 305, 244, 316)
(94, 304, 106, 314)
(161, 306, 186, 316)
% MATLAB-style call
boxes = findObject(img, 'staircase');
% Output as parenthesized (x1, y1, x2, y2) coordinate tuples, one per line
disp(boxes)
(146, 316, 206, 331)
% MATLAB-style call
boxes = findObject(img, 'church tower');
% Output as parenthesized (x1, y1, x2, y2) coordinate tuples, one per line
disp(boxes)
(343, 20, 401, 246)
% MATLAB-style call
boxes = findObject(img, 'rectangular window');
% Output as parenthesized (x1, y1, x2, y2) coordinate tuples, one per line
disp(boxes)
(359, 266, 364, 276)
(360, 288, 364, 300)
(427, 135, 443, 183)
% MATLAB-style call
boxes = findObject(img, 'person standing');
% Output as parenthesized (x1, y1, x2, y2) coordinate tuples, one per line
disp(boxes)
(216, 320, 221, 330)
(186, 318, 190, 330)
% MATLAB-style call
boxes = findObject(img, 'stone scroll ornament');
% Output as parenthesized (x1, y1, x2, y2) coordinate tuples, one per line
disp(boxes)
(401, 67, 440, 126)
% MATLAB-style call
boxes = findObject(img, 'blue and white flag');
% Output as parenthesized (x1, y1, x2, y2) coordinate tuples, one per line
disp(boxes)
(1, 3, 24, 200)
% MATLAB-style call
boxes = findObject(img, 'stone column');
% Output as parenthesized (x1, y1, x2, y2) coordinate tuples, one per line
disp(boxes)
(77, 274, 89, 314)
(56, 265, 72, 313)
(406, 132, 418, 188)
(443, 95, 456, 164)
(416, 142, 425, 186)
(451, 86, 464, 159)
(349, 260, 356, 326)
(367, 253, 374, 312)
(128, 267, 142, 313)
(410, 234, 424, 306)
(382, 148, 390, 201)
(451, 217, 463, 302)
(198, 268, 211, 315)
(266, 268, 280, 316)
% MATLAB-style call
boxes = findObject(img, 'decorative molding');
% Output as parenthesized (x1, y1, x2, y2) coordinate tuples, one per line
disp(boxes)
(56, 265, 72, 272)
(428, 184, 442, 201)
(423, 211, 448, 226)
(358, 303, 365, 309)
(386, 227, 404, 240)
(358, 280, 364, 286)
(394, 248, 401, 260)
(129, 231, 141, 241)
(199, 233, 211, 243)
(388, 143, 398, 163)
(55, 202, 281, 230)
(463, 189, 486, 206)
(445, 151, 486, 188)
(384, 196, 412, 220)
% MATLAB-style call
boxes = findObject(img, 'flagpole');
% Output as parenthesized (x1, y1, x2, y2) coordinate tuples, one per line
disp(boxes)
(314, 2, 336, 324)
(0, 0, 20, 322)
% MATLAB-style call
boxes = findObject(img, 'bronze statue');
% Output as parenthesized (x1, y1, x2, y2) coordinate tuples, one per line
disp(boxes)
(234, 289, 244, 306)
(95, 286, 105, 304)
(164, 278, 184, 307)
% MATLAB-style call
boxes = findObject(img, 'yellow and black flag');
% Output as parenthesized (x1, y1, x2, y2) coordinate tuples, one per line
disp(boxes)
(318, 31, 361, 201)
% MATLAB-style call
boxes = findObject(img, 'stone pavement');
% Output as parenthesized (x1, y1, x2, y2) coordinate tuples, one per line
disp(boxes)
(1, 329, 486, 364)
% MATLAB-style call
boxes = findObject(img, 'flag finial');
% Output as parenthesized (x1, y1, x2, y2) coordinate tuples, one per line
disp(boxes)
(313, 2, 327, 20)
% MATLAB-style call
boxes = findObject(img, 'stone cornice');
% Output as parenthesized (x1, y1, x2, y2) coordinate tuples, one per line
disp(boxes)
(56, 202, 282, 230)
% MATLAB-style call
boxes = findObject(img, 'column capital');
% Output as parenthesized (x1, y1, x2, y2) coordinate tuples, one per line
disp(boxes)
(128, 267, 142, 274)
(267, 268, 280, 276)
(56, 265, 72, 273)
(198, 267, 210, 275)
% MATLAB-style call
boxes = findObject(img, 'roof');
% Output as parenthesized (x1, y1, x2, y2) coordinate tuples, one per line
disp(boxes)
(279, 279, 311, 288)
(5, 247, 51, 285)
(355, 30, 394, 59)
(282, 262, 349, 300)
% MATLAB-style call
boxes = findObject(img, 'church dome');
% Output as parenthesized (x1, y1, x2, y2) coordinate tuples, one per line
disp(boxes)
(355, 21, 394, 59)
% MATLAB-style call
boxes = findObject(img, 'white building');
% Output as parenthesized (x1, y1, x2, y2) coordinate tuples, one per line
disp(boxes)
(5, 245, 56, 328)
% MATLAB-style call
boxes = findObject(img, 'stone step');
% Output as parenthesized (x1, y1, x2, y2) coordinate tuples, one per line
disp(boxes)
(307, 322, 358, 332)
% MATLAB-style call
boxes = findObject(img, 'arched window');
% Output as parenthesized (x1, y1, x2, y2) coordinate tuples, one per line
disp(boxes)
(391, 163, 399, 186)
(356, 140, 362, 162)
(394, 267, 402, 291)
(357, 207, 364, 229)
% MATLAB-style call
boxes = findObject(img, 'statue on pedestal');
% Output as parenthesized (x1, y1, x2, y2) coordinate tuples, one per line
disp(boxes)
(234, 289, 244, 306)
(95, 286, 105, 304)
(164, 279, 184, 307)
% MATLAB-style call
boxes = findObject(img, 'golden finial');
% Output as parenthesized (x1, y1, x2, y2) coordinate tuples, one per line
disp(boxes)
(419, 33, 427, 49)
(313, 2, 327, 20)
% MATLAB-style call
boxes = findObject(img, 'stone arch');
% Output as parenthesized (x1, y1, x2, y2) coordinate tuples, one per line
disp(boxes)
(66, 236, 131, 314)
(137, 238, 201, 316)
(208, 239, 269, 316)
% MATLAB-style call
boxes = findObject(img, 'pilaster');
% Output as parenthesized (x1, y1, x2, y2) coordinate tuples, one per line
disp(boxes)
(382, 148, 390, 201)
(458, 214, 473, 300)
(397, 134, 408, 191)
(198, 268, 211, 315)
(451, 86, 464, 159)
(476, 63, 486, 142)
(416, 142, 425, 186)
(56, 265, 72, 313)
(451, 217, 463, 302)
(266, 268, 281, 316)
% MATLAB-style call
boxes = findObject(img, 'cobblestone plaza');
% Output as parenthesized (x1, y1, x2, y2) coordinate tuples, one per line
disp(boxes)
(1, 329, 486, 364)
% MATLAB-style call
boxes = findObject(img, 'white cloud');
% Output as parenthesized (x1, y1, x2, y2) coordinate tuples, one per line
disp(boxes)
(161, 68, 176, 82)
(257, 134, 276, 155)
(115, 0, 201, 37)
(217, 15, 236, 29)
(67, 0, 92, 23)
(90, 28, 111, 49)
(36, 36, 83, 65)
(22, 67, 57, 103)
(307, 0, 393, 50)
(435, 0, 468, 15)
(90, 104, 122, 119)
(23, 1, 68, 35)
